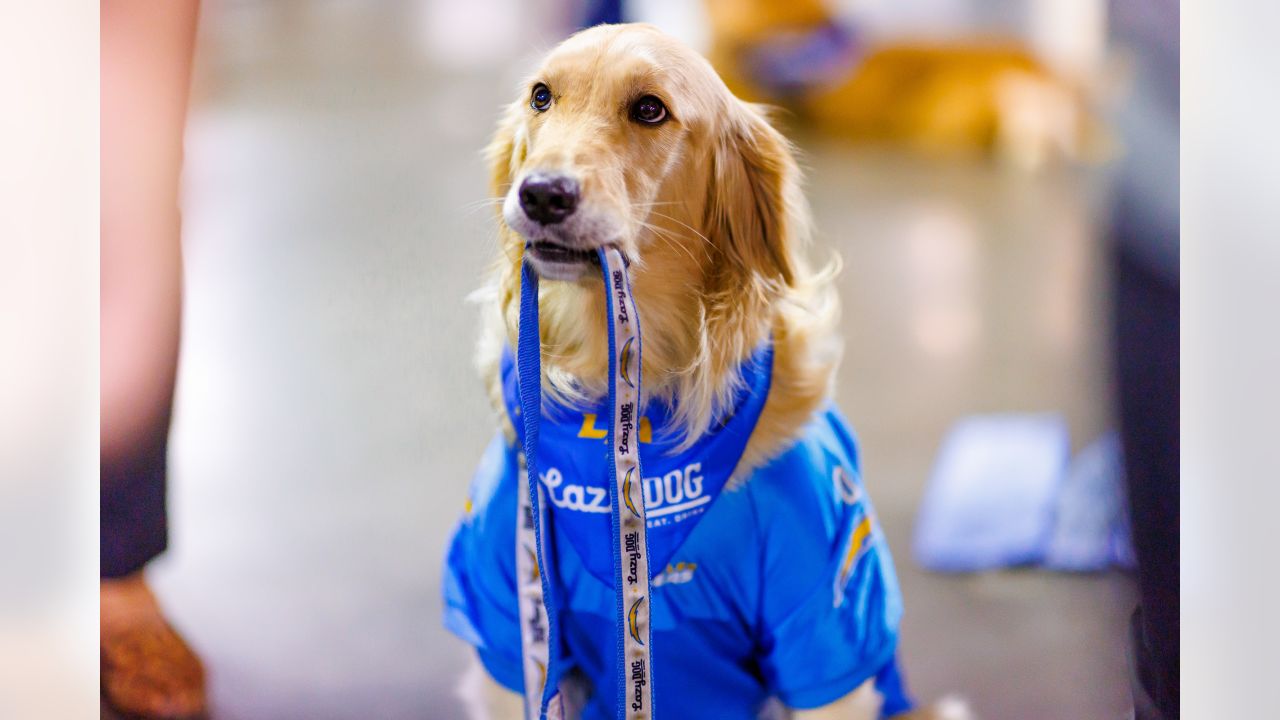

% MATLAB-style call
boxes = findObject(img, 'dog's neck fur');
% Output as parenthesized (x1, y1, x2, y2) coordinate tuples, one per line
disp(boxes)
(476, 243, 839, 481)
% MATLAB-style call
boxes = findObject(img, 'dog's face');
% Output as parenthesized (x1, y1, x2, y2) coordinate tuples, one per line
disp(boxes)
(490, 23, 801, 286)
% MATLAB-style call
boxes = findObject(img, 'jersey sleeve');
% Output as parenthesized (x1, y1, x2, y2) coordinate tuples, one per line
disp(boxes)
(752, 429, 905, 710)
(442, 433, 525, 692)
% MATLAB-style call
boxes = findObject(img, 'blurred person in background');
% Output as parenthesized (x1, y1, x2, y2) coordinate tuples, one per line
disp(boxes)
(101, 1, 206, 718)
(1108, 0, 1179, 717)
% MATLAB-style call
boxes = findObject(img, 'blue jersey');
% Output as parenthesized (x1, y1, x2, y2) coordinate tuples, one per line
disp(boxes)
(443, 402, 912, 718)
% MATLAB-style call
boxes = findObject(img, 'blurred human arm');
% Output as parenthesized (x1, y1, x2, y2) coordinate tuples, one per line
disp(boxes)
(101, 0, 197, 460)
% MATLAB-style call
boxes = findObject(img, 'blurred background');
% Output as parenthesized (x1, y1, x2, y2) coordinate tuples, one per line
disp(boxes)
(100, 0, 1172, 717)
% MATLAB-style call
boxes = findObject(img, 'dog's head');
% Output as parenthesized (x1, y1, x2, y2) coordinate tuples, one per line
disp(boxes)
(481, 24, 831, 443)
(488, 23, 804, 286)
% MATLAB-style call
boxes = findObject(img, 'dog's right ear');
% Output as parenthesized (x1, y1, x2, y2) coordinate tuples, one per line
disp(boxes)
(705, 101, 806, 288)
(485, 101, 526, 200)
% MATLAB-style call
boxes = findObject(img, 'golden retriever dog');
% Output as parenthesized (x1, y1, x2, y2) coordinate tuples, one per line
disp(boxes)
(456, 23, 971, 720)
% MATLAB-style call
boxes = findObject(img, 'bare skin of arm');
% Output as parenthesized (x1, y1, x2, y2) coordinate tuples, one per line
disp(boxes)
(101, 1, 195, 457)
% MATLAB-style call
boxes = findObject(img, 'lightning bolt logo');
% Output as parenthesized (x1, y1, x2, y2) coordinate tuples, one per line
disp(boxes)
(833, 515, 874, 607)
(619, 336, 636, 389)
(524, 544, 540, 584)
(628, 596, 646, 646)
(622, 466, 641, 519)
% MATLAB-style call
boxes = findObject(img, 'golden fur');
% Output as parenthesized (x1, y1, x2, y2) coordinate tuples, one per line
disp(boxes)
(466, 23, 970, 720)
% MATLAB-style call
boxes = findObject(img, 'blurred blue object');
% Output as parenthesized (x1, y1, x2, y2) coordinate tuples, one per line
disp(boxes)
(582, 0, 624, 28)
(743, 21, 864, 97)
(1045, 432, 1135, 571)
(914, 414, 1070, 572)
(915, 417, 1136, 573)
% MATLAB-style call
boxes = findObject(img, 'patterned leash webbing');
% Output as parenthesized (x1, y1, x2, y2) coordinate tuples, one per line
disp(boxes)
(599, 248, 656, 720)
(514, 452, 561, 720)
(515, 246, 657, 720)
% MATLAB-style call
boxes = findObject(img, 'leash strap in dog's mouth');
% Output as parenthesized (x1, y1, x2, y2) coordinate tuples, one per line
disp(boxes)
(515, 259, 563, 720)
(600, 248, 655, 720)
(516, 247, 657, 720)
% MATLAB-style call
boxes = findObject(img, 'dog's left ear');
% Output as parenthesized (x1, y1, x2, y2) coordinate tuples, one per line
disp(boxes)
(705, 103, 805, 287)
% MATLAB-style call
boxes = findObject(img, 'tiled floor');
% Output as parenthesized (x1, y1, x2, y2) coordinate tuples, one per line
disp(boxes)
(144, 3, 1134, 719)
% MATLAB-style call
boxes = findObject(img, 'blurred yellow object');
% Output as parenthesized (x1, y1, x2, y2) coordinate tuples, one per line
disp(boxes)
(704, 0, 830, 49)
(809, 42, 1099, 168)
(704, 0, 1109, 168)
(704, 0, 832, 101)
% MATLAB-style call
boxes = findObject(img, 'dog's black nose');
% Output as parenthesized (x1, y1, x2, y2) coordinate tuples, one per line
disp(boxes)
(518, 173, 579, 225)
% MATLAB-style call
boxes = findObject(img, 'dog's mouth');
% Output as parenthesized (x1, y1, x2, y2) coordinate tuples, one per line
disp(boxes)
(525, 240, 599, 269)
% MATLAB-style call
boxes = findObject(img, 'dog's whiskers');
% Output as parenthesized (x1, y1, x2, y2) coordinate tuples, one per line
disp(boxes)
(638, 221, 699, 265)
(458, 197, 506, 218)
(629, 200, 681, 209)
(644, 210, 713, 249)
(637, 220, 709, 265)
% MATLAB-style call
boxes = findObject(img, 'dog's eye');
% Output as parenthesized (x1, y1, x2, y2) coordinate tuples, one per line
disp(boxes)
(530, 84, 553, 112)
(630, 95, 668, 125)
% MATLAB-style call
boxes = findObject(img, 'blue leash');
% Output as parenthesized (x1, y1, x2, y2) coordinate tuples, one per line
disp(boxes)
(516, 247, 657, 720)
(516, 259, 564, 718)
